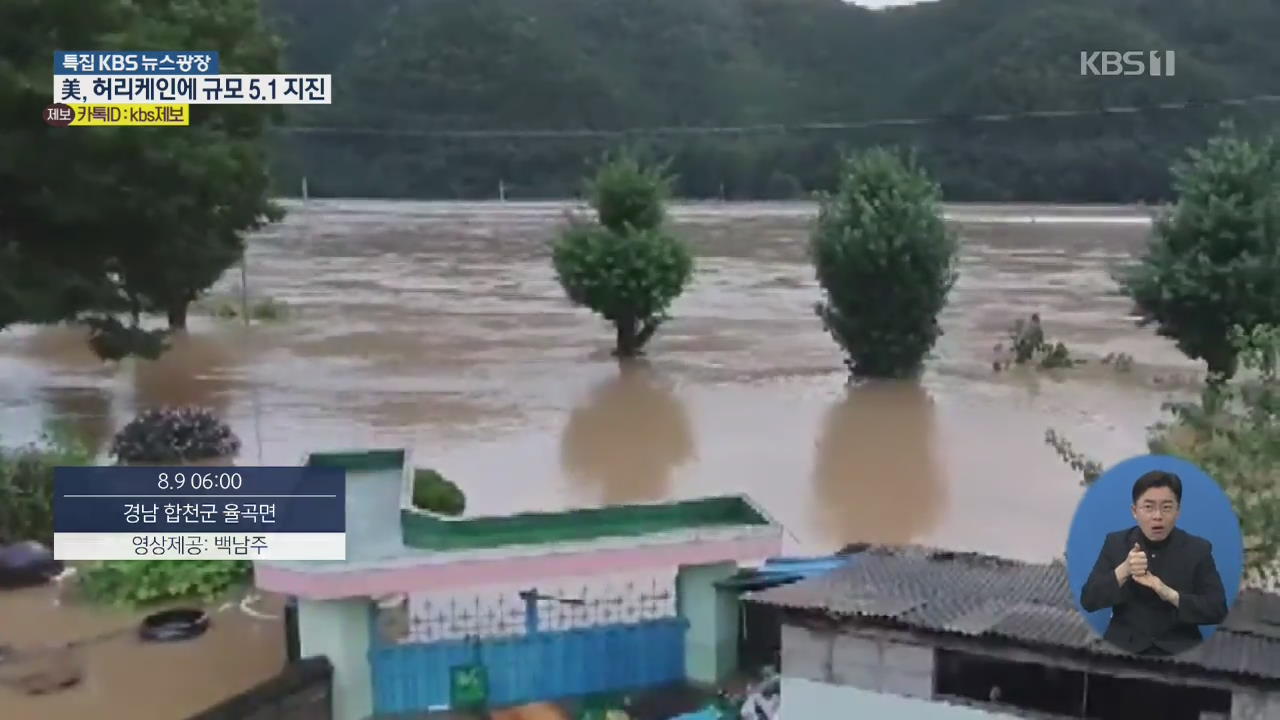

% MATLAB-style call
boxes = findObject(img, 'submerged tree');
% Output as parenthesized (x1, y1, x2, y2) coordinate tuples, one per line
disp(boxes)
(552, 152, 694, 357)
(811, 148, 959, 378)
(1117, 127, 1280, 378)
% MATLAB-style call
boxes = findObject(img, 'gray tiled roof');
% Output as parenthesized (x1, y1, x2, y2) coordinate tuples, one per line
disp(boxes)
(747, 545, 1280, 681)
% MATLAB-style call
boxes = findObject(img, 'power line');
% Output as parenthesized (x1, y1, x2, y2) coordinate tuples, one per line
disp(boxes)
(273, 92, 1280, 141)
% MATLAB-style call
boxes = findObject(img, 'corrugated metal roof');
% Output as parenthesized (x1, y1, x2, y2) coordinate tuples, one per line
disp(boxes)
(747, 544, 1280, 681)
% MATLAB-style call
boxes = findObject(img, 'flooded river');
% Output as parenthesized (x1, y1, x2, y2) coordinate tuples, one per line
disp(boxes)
(0, 200, 1200, 716)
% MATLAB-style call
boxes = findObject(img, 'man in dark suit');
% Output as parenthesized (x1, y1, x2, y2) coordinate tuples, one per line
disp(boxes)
(1080, 470, 1229, 655)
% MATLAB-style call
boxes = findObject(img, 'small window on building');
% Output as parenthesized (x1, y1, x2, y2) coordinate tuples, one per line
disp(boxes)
(934, 648, 1085, 716)
(934, 648, 1233, 720)
(1084, 671, 1231, 720)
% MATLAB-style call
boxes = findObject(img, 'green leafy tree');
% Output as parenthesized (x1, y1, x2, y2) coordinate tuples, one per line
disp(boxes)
(0, 0, 135, 332)
(110, 0, 285, 331)
(1117, 128, 1280, 378)
(0, 0, 283, 347)
(552, 153, 694, 357)
(811, 148, 958, 378)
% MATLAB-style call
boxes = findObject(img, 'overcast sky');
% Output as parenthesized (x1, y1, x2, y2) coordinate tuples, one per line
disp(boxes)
(852, 0, 932, 7)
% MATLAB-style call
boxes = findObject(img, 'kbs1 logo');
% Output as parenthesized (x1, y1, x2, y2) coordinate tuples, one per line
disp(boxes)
(1080, 51, 1176, 77)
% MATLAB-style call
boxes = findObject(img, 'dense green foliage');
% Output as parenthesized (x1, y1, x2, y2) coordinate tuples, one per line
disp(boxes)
(588, 156, 670, 235)
(78, 559, 252, 606)
(552, 155, 694, 357)
(411, 468, 466, 516)
(811, 149, 958, 378)
(0, 0, 282, 349)
(0, 430, 93, 546)
(1148, 325, 1280, 587)
(1048, 326, 1280, 587)
(111, 406, 241, 463)
(1118, 128, 1280, 378)
(264, 0, 1280, 201)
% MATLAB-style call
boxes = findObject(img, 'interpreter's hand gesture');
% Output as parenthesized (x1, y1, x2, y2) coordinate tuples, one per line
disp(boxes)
(1116, 542, 1147, 584)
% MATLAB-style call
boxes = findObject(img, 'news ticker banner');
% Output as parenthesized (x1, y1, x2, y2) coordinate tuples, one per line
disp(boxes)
(45, 51, 330, 127)
(53, 467, 346, 561)
(54, 75, 331, 105)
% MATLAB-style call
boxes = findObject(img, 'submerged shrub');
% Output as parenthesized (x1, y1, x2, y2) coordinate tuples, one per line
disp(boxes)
(811, 148, 958, 378)
(78, 559, 252, 606)
(111, 406, 240, 463)
(412, 468, 466, 516)
(552, 151, 694, 358)
(86, 317, 168, 362)
(993, 314, 1081, 371)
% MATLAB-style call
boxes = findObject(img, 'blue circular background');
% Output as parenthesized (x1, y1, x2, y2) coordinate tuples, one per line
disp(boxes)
(1066, 454, 1244, 639)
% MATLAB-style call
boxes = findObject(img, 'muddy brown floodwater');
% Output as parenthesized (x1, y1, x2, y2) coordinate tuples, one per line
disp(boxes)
(0, 201, 1202, 717)
(0, 584, 284, 719)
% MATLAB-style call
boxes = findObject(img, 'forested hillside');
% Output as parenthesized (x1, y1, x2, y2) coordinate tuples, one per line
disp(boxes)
(263, 0, 1280, 201)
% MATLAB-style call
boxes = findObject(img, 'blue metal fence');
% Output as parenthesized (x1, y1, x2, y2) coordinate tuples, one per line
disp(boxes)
(370, 617, 688, 713)
(369, 583, 688, 714)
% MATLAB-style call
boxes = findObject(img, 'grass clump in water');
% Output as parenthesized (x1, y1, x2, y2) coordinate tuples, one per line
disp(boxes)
(993, 313, 1082, 371)
(196, 295, 289, 322)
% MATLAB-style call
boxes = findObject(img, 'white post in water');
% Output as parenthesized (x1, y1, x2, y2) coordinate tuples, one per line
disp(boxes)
(240, 260, 249, 327)
(499, 178, 506, 202)
(302, 175, 309, 201)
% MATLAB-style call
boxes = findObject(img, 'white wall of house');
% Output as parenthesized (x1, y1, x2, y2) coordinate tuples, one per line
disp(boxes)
(781, 623, 933, 696)
(781, 677, 1024, 720)
(1232, 690, 1280, 720)
(780, 622, 1276, 720)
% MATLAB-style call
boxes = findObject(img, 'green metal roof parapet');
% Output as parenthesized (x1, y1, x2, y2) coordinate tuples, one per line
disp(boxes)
(306, 448, 774, 553)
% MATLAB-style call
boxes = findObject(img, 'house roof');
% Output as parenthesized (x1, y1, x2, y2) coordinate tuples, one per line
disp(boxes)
(747, 544, 1280, 682)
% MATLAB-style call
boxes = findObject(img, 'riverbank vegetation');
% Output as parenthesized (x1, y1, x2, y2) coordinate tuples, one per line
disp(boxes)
(552, 153, 694, 357)
(811, 149, 958, 379)
(0, 430, 93, 547)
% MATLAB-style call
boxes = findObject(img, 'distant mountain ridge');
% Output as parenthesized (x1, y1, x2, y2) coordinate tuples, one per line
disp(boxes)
(263, 0, 1280, 201)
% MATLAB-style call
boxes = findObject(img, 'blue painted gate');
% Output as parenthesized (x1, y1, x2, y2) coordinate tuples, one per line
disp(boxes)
(369, 583, 688, 714)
